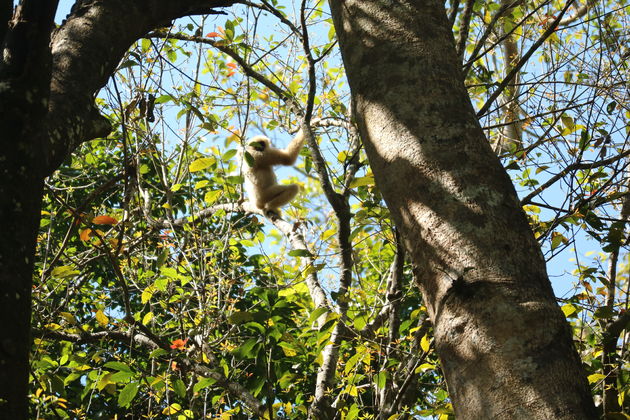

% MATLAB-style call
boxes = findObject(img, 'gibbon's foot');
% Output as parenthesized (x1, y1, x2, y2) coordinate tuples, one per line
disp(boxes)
(264, 209, 281, 219)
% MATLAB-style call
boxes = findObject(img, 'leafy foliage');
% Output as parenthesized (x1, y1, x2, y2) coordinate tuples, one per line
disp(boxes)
(31, 0, 629, 418)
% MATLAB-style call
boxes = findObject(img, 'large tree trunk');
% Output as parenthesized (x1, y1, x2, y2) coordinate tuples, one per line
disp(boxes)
(329, 0, 597, 418)
(0, 1, 236, 416)
(0, 136, 44, 418)
(0, 2, 57, 416)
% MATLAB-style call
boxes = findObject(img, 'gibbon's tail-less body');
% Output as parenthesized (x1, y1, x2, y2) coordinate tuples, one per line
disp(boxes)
(241, 128, 305, 217)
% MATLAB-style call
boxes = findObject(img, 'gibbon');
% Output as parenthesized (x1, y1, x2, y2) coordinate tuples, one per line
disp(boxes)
(241, 128, 306, 217)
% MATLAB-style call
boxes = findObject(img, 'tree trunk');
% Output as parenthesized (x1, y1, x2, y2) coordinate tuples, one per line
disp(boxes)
(0, 138, 44, 418)
(329, 0, 597, 418)
(0, 1, 237, 416)
(0, 1, 57, 416)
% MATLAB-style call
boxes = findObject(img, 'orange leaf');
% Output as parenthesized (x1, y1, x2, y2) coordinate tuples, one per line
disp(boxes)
(92, 215, 118, 225)
(79, 229, 92, 242)
(227, 70, 235, 77)
(226, 62, 237, 68)
(206, 32, 221, 38)
(170, 338, 188, 350)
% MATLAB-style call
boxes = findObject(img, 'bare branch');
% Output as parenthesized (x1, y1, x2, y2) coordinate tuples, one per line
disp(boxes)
(520, 149, 630, 205)
(145, 30, 299, 113)
(455, 0, 474, 60)
(477, 0, 577, 117)
(45, 0, 239, 174)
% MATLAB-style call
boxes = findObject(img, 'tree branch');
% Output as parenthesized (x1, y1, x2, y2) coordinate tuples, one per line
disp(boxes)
(45, 0, 238, 175)
(520, 149, 630, 205)
(476, 0, 576, 117)
(455, 0, 474, 60)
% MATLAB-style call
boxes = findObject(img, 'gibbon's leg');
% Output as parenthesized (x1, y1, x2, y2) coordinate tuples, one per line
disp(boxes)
(242, 200, 264, 215)
(261, 184, 299, 215)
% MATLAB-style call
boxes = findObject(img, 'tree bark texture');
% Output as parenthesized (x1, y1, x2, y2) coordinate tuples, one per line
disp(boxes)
(0, 1, 235, 416)
(0, 2, 58, 416)
(329, 0, 597, 419)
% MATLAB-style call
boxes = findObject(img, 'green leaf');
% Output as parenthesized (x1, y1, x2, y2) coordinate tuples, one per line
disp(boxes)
(606, 101, 616, 115)
(228, 311, 254, 324)
(104, 361, 132, 372)
(344, 352, 362, 374)
(110, 371, 134, 383)
(117, 59, 138, 70)
(118, 382, 139, 408)
(350, 176, 374, 188)
(352, 313, 367, 331)
(578, 130, 589, 151)
(346, 404, 360, 420)
(51, 265, 79, 278)
(149, 349, 168, 359)
(195, 180, 210, 190)
(222, 149, 238, 161)
(173, 378, 186, 398)
(95, 310, 109, 327)
(193, 377, 217, 393)
(233, 338, 259, 359)
(278, 372, 296, 389)
(204, 190, 222, 205)
(142, 312, 154, 326)
(163, 403, 182, 415)
(309, 307, 329, 323)
(63, 372, 82, 386)
(160, 266, 178, 278)
(141, 38, 151, 52)
(550, 232, 567, 250)
(374, 370, 388, 389)
(244, 151, 255, 167)
(154, 94, 174, 104)
(189, 157, 216, 172)
(288, 249, 312, 257)
(561, 115, 574, 132)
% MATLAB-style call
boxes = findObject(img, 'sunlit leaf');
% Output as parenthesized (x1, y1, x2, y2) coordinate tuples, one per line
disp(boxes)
(189, 157, 216, 172)
(587, 373, 605, 384)
(95, 310, 109, 326)
(420, 334, 431, 353)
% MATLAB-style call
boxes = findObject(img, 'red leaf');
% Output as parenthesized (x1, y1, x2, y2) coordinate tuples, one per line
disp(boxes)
(170, 338, 188, 350)
(206, 32, 220, 38)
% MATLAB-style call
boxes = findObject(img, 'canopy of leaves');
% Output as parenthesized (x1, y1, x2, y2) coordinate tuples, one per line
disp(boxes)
(31, 0, 629, 418)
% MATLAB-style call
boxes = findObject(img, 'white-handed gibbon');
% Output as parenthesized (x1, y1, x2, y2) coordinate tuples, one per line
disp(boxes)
(241, 127, 306, 218)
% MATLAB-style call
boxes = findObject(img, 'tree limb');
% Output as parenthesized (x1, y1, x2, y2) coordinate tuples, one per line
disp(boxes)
(520, 149, 630, 205)
(44, 0, 238, 175)
(476, 0, 576, 117)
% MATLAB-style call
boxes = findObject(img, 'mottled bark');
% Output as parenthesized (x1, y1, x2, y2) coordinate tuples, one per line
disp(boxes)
(329, 0, 597, 418)
(0, 1, 235, 416)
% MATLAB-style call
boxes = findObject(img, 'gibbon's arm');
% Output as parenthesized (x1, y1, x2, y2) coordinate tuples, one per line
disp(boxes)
(259, 128, 306, 167)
